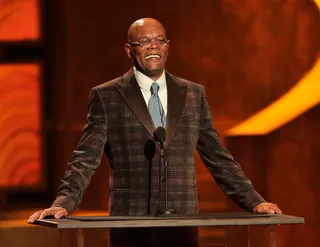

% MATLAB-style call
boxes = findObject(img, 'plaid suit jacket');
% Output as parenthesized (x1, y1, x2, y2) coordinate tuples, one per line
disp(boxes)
(52, 68, 265, 215)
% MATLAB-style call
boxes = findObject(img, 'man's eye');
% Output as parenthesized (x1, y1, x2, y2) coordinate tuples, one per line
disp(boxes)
(157, 39, 166, 44)
(140, 41, 150, 46)
(139, 38, 150, 43)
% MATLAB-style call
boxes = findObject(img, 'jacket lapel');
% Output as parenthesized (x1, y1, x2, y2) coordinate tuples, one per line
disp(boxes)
(115, 69, 187, 147)
(115, 69, 155, 137)
(165, 72, 187, 148)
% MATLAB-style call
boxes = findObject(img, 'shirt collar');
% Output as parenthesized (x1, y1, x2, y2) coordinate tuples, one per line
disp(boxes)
(134, 67, 166, 93)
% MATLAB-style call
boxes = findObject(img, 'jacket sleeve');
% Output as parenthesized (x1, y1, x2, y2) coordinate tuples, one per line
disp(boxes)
(51, 88, 108, 213)
(196, 86, 265, 212)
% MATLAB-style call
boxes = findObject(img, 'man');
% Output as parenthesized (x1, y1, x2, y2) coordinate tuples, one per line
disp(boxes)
(28, 18, 281, 246)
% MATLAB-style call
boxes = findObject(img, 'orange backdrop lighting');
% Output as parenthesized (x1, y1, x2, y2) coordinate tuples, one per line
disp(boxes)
(0, 64, 41, 187)
(0, 0, 40, 41)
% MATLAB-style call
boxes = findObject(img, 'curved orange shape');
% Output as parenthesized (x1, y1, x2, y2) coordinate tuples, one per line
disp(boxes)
(226, 0, 320, 136)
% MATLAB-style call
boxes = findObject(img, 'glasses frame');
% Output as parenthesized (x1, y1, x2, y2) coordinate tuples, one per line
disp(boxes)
(129, 38, 170, 48)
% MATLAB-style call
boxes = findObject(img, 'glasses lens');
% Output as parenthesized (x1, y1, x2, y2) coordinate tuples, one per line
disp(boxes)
(155, 38, 167, 46)
(138, 38, 151, 47)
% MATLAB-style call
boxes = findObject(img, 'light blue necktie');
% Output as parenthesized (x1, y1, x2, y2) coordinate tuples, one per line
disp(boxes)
(149, 82, 166, 128)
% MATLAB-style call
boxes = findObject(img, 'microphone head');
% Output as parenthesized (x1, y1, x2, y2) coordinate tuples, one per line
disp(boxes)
(154, 126, 167, 143)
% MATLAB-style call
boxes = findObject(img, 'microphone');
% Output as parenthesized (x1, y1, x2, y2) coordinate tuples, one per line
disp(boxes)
(153, 126, 177, 216)
(154, 126, 166, 149)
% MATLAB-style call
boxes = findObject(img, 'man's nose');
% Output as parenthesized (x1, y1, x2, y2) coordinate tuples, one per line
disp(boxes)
(148, 40, 160, 49)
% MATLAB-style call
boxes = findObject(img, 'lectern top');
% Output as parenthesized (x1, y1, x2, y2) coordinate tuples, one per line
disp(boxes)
(33, 212, 304, 229)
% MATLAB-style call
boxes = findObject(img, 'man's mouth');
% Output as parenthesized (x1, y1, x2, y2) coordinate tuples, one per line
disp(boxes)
(145, 54, 161, 59)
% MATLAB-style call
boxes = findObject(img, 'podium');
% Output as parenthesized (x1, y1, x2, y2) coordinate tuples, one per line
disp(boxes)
(33, 212, 304, 247)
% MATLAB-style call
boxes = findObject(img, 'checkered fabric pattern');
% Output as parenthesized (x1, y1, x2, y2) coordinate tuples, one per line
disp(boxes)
(52, 68, 265, 215)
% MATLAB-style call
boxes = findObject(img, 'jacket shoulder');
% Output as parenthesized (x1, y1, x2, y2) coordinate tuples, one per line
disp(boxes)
(91, 76, 122, 93)
(167, 72, 205, 92)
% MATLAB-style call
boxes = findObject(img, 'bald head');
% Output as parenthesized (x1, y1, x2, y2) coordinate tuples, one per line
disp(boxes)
(127, 18, 166, 42)
(125, 18, 169, 81)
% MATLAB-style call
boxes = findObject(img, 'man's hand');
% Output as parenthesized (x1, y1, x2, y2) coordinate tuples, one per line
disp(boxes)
(253, 202, 282, 214)
(28, 207, 69, 223)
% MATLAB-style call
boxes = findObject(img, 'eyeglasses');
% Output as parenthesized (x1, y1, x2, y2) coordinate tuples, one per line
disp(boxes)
(129, 37, 170, 48)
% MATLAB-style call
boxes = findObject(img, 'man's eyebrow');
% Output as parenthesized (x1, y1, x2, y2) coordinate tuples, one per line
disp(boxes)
(138, 35, 166, 39)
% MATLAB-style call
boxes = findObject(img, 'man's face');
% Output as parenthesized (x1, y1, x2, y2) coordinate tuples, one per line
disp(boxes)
(125, 22, 169, 80)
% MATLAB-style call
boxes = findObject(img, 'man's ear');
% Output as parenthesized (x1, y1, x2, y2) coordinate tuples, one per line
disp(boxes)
(125, 44, 132, 58)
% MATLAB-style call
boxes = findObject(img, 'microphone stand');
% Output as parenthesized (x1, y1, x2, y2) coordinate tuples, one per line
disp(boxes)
(155, 144, 177, 216)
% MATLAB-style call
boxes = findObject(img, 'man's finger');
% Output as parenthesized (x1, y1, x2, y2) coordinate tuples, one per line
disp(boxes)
(268, 209, 275, 214)
(266, 203, 282, 214)
(39, 210, 51, 219)
(55, 210, 64, 218)
(273, 206, 283, 214)
(54, 213, 61, 219)
(27, 213, 35, 223)
(28, 212, 41, 223)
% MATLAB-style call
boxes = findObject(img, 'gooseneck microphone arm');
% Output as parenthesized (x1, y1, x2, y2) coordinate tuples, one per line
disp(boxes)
(154, 126, 177, 216)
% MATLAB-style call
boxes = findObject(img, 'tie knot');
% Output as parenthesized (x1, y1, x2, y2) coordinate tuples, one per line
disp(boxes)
(150, 82, 159, 95)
